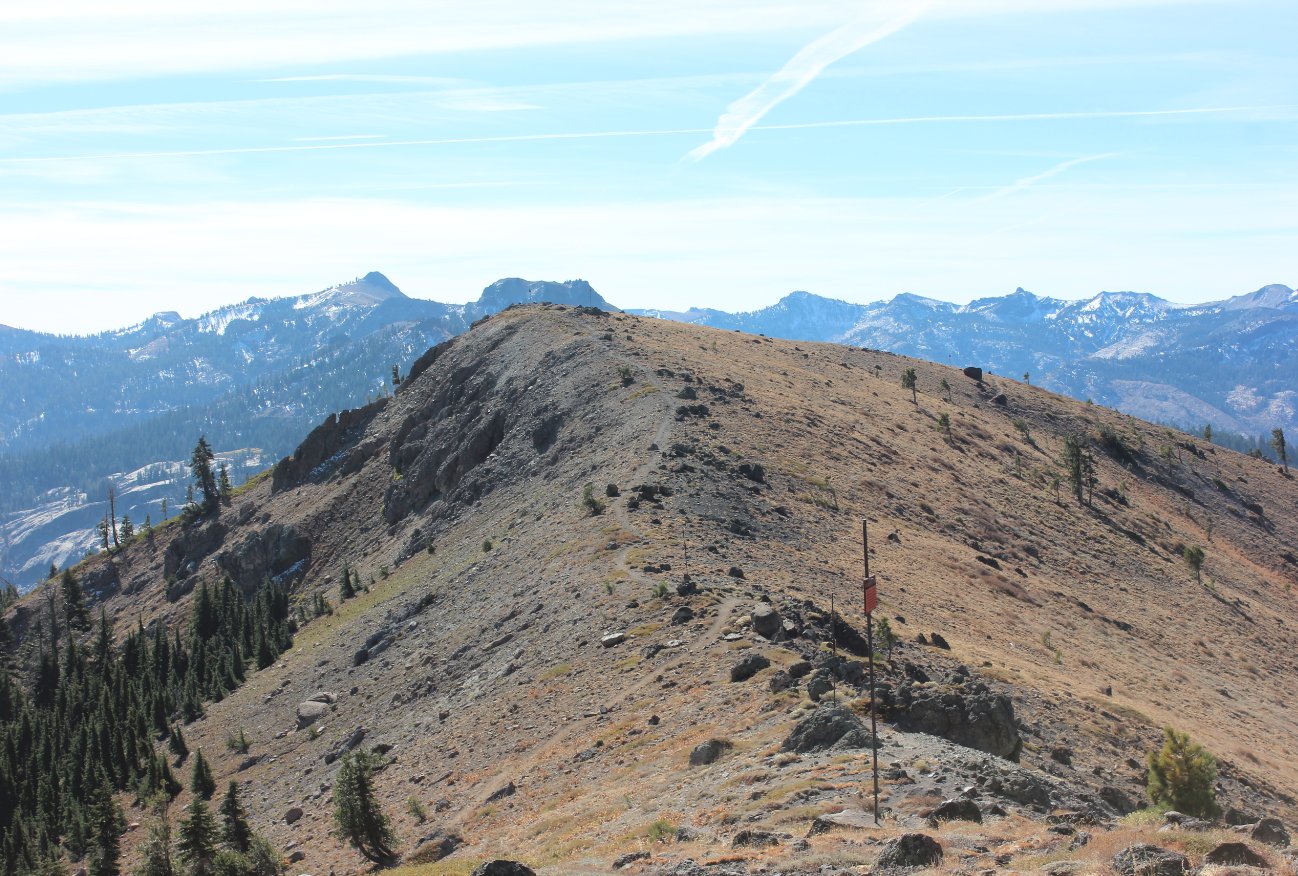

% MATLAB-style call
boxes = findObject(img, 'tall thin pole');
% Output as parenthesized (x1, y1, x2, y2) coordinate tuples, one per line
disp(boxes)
(864, 518, 880, 824)
(829, 594, 837, 704)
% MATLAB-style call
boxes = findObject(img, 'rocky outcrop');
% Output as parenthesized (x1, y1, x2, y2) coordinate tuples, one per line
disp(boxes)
(781, 705, 875, 753)
(883, 679, 1022, 761)
(382, 357, 513, 523)
(272, 401, 387, 492)
(217, 523, 311, 590)
(163, 520, 228, 579)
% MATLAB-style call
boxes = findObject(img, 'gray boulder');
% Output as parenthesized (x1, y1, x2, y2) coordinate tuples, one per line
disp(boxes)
(1203, 842, 1269, 867)
(1252, 817, 1291, 847)
(876, 834, 943, 869)
(412, 830, 463, 863)
(806, 670, 833, 702)
(927, 798, 982, 825)
(731, 829, 779, 848)
(471, 863, 536, 876)
(296, 700, 328, 728)
(689, 739, 731, 767)
(730, 652, 770, 682)
(781, 704, 876, 753)
(751, 604, 782, 639)
(1110, 844, 1190, 876)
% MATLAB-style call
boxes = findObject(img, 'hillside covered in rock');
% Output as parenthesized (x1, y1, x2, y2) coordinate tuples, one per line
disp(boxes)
(5, 304, 1297, 875)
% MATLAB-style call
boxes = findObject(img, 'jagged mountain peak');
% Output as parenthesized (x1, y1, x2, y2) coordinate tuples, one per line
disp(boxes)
(1218, 283, 1298, 311)
(298, 271, 408, 310)
(472, 277, 613, 314)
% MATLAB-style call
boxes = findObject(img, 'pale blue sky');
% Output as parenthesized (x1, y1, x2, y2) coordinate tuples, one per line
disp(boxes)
(1, 0, 1294, 333)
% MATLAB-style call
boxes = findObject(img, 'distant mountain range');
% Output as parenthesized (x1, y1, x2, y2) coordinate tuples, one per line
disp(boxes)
(0, 273, 610, 587)
(1, 272, 1292, 588)
(633, 283, 1298, 438)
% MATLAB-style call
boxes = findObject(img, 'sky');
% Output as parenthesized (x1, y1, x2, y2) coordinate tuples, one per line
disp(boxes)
(0, 0, 1294, 334)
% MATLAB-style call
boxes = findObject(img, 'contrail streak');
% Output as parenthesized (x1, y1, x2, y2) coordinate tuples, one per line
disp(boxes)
(0, 106, 1284, 164)
(985, 151, 1120, 199)
(684, 1, 932, 163)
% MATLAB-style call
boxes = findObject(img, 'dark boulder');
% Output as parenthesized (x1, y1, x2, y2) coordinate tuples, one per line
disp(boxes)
(750, 604, 782, 639)
(731, 830, 780, 848)
(730, 652, 770, 682)
(1110, 844, 1189, 876)
(781, 705, 875, 753)
(688, 739, 731, 767)
(927, 798, 982, 825)
(962, 366, 983, 381)
(1252, 817, 1291, 847)
(1203, 842, 1269, 867)
(1099, 785, 1137, 815)
(876, 834, 943, 869)
(471, 863, 536, 876)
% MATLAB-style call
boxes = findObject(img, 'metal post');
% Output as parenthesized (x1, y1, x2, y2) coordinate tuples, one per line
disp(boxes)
(829, 594, 837, 704)
(864, 518, 880, 824)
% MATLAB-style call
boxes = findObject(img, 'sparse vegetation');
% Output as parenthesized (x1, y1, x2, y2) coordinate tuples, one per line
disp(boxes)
(646, 820, 676, 843)
(1183, 544, 1205, 584)
(582, 482, 607, 516)
(225, 728, 252, 755)
(406, 797, 428, 825)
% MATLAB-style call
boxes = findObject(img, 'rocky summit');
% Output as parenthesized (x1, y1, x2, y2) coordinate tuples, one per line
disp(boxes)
(4, 304, 1297, 874)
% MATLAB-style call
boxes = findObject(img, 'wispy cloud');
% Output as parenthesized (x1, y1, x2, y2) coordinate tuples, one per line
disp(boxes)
(685, 1, 932, 162)
(985, 151, 1120, 199)
(0, 105, 1281, 166)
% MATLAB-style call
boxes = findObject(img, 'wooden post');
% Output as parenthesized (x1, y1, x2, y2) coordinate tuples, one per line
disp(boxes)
(864, 518, 880, 824)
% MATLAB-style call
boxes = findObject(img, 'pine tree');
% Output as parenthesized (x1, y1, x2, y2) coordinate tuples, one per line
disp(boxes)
(136, 804, 176, 876)
(1061, 435, 1095, 504)
(218, 783, 251, 854)
(61, 569, 91, 632)
(190, 751, 215, 801)
(1147, 727, 1218, 817)
(901, 368, 918, 405)
(87, 774, 122, 876)
(169, 725, 189, 762)
(120, 516, 135, 542)
(339, 564, 356, 602)
(1272, 428, 1288, 473)
(107, 486, 120, 550)
(176, 798, 218, 876)
(332, 752, 397, 864)
(216, 465, 233, 505)
(190, 437, 218, 515)
(1183, 545, 1206, 584)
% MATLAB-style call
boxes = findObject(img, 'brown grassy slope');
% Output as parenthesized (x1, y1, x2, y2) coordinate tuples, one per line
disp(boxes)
(14, 303, 1297, 872)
